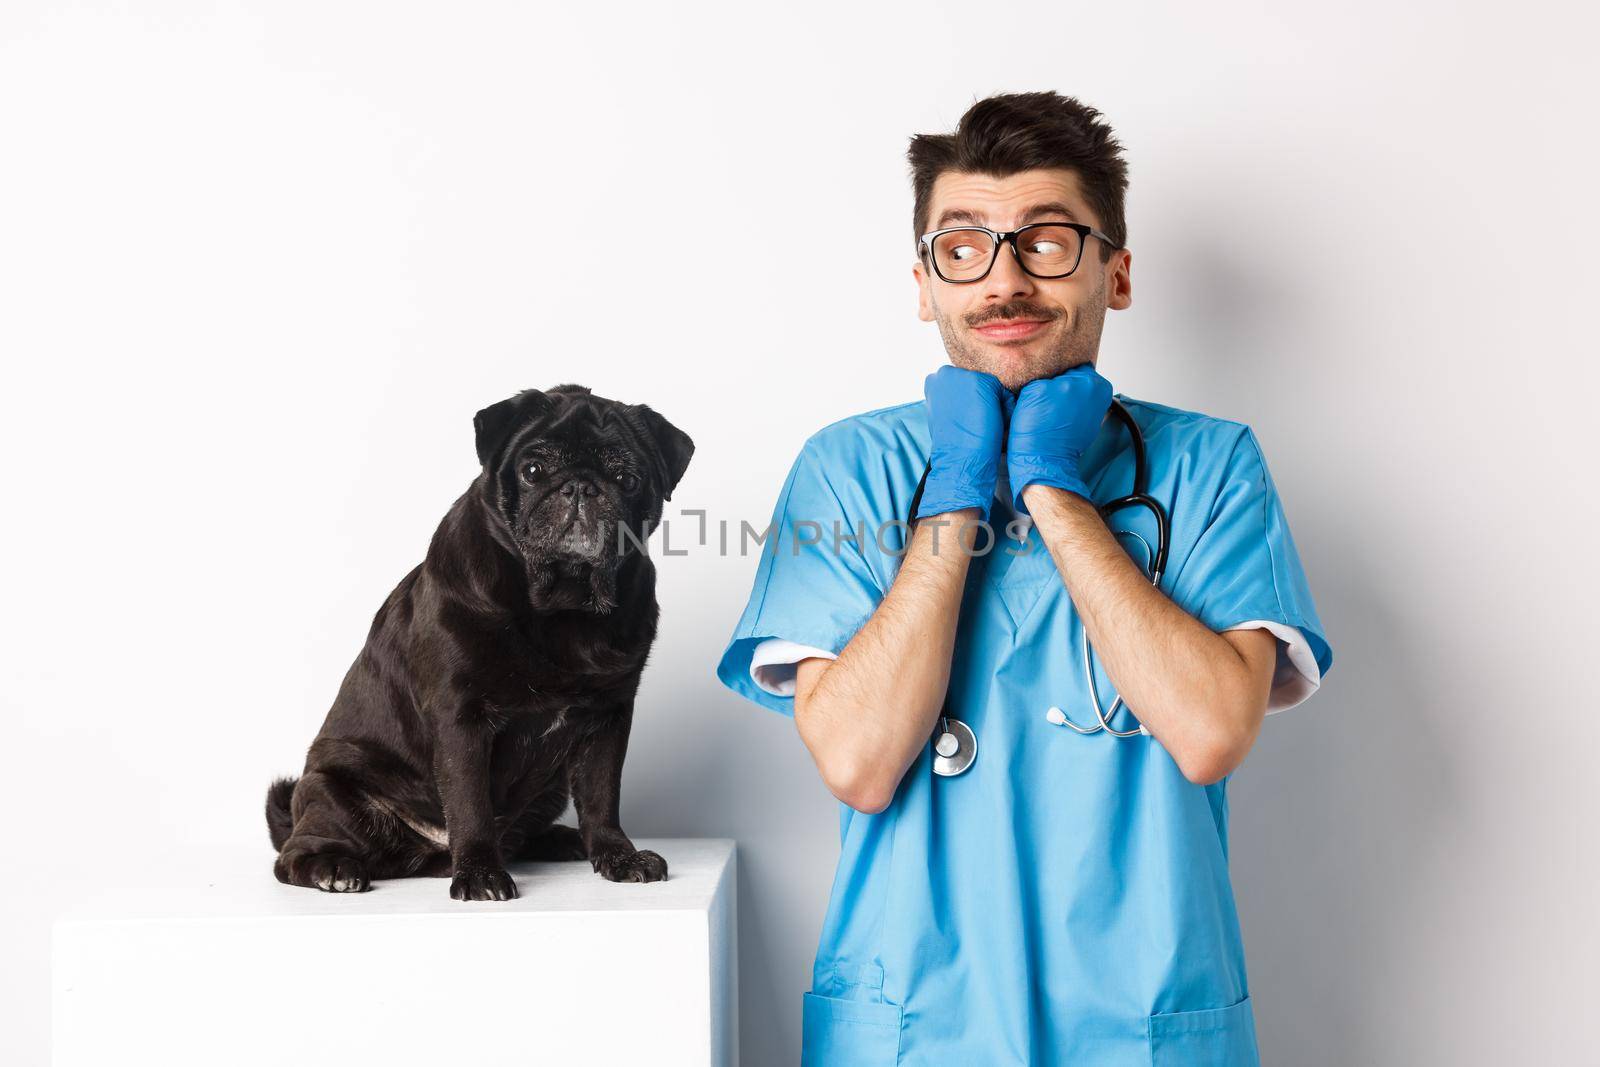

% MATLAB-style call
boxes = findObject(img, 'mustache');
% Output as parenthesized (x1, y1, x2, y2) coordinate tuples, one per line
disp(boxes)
(967, 303, 1059, 328)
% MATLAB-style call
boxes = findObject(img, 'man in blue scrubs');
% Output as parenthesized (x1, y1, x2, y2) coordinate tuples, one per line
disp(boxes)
(716, 91, 1333, 1065)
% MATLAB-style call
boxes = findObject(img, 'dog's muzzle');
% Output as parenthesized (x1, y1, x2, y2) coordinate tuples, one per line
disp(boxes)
(555, 517, 607, 562)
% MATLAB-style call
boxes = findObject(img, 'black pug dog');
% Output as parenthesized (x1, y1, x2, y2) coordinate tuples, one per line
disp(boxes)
(265, 384, 693, 900)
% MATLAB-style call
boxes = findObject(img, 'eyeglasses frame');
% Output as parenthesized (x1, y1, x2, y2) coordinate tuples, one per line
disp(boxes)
(917, 220, 1123, 284)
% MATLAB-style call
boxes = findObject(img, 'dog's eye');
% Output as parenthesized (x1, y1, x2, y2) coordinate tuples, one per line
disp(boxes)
(521, 462, 544, 483)
(618, 472, 640, 493)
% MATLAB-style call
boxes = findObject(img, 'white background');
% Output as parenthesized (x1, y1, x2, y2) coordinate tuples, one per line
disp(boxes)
(2, 2, 1596, 1064)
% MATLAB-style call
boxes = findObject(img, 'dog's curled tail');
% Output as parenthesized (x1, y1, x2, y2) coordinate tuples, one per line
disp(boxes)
(266, 776, 298, 852)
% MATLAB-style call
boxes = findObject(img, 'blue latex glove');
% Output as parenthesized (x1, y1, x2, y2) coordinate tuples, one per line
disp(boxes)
(1006, 362, 1114, 515)
(917, 365, 1013, 523)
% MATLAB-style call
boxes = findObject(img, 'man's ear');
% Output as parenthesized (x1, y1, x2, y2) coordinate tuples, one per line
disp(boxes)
(473, 389, 551, 468)
(630, 404, 695, 501)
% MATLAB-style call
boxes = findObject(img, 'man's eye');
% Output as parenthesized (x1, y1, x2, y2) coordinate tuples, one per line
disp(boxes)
(950, 243, 982, 261)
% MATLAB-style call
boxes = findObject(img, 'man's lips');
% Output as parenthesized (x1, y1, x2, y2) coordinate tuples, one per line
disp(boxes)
(973, 318, 1048, 340)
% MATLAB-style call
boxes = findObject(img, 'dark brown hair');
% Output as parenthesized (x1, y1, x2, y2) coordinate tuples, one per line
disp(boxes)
(907, 91, 1130, 263)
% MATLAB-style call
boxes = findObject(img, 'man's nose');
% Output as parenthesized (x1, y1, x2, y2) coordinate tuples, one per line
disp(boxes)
(560, 476, 600, 499)
(981, 240, 1036, 298)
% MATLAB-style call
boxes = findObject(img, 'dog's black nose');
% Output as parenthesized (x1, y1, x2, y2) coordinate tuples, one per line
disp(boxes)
(559, 477, 600, 498)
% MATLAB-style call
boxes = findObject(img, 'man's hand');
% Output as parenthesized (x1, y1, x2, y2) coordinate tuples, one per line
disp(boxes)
(1006, 362, 1113, 515)
(918, 365, 1014, 524)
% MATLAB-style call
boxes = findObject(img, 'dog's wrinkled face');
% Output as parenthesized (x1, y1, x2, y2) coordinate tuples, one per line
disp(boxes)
(473, 384, 694, 614)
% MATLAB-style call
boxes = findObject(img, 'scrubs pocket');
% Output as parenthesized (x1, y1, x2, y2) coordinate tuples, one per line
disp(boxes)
(1148, 994, 1260, 1067)
(801, 991, 903, 1067)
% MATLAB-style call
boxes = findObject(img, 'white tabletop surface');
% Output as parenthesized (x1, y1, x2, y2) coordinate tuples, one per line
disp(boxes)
(54, 837, 736, 922)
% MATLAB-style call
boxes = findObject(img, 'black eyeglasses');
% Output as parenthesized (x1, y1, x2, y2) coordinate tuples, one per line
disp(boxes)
(918, 221, 1122, 284)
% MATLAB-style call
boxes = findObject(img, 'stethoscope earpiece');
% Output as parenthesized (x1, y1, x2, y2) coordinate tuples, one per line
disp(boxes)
(1045, 705, 1152, 737)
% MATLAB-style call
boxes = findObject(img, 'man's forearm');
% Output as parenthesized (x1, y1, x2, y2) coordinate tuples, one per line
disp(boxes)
(1021, 484, 1261, 781)
(796, 508, 978, 811)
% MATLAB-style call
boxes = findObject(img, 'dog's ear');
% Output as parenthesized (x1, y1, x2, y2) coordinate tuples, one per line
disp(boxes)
(630, 404, 695, 502)
(473, 389, 551, 469)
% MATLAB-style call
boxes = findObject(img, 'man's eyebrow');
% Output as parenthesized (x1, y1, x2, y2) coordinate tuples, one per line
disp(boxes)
(933, 202, 1080, 229)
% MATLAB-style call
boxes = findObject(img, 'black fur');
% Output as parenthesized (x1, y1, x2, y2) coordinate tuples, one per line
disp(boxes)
(266, 384, 693, 899)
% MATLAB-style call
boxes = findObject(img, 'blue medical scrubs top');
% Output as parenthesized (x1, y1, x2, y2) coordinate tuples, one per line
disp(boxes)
(716, 395, 1334, 1066)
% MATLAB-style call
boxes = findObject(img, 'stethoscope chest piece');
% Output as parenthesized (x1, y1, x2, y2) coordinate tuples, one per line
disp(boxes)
(931, 716, 977, 777)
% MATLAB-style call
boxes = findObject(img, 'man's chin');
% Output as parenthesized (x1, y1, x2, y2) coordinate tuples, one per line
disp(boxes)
(989, 354, 1096, 392)
(974, 353, 1041, 393)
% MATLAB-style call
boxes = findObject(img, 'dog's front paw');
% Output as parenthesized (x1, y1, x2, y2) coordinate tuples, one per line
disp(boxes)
(592, 846, 668, 884)
(276, 851, 370, 893)
(449, 864, 519, 901)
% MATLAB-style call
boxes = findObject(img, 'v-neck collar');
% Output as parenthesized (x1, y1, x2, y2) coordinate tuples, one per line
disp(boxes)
(976, 399, 1136, 629)
(979, 456, 1057, 628)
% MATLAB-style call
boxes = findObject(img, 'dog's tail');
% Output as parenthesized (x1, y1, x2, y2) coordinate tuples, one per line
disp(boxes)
(266, 776, 298, 852)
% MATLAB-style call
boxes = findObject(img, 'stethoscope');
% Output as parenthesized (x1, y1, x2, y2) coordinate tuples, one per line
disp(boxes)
(905, 398, 1171, 776)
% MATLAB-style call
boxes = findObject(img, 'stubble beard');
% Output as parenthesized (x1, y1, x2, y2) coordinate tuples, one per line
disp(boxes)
(932, 274, 1109, 392)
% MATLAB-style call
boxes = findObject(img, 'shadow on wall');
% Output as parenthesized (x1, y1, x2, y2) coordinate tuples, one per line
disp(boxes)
(1182, 242, 1457, 1066)
(620, 611, 839, 1067)
(1229, 558, 1451, 1066)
